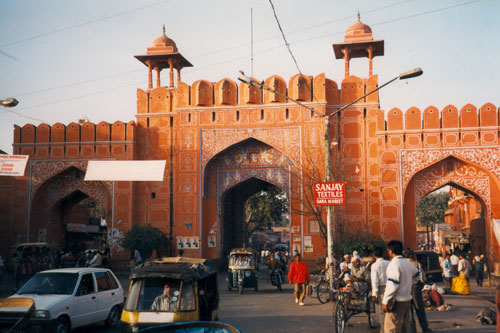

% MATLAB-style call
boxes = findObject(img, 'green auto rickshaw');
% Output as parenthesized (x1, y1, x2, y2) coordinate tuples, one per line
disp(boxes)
(226, 248, 258, 294)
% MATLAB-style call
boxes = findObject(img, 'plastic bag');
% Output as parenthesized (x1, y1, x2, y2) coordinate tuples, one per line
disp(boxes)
(451, 273, 470, 295)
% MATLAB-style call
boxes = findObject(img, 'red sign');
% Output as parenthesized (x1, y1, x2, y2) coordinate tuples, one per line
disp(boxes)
(313, 181, 346, 206)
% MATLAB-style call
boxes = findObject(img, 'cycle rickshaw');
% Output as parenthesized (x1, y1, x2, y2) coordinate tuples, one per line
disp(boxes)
(332, 282, 376, 333)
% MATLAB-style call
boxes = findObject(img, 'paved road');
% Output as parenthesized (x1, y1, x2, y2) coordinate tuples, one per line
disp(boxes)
(1, 270, 497, 332)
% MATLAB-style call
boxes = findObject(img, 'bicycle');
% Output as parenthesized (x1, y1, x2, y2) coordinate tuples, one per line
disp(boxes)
(313, 270, 342, 304)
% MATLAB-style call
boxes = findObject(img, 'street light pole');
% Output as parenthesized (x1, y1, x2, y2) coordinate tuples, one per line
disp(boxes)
(238, 68, 423, 298)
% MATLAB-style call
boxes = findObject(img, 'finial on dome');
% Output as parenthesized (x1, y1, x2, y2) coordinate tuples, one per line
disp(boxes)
(162, 24, 166, 36)
(357, 11, 361, 22)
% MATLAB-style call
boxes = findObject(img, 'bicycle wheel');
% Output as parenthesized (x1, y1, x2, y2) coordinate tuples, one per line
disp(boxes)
(367, 298, 376, 329)
(317, 280, 330, 304)
(334, 301, 347, 333)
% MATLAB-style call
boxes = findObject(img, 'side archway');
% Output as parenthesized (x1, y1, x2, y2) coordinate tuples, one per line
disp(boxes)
(403, 155, 500, 274)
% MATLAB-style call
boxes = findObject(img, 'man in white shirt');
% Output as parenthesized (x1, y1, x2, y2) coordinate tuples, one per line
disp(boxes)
(457, 254, 472, 280)
(382, 240, 419, 333)
(339, 254, 350, 273)
(450, 253, 459, 275)
(371, 247, 389, 332)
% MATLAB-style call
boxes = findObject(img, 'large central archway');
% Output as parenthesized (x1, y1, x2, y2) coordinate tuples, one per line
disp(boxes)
(221, 178, 285, 259)
(202, 138, 294, 259)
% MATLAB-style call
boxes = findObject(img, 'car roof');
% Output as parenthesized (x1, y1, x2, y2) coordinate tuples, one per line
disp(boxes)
(131, 257, 217, 281)
(39, 267, 111, 274)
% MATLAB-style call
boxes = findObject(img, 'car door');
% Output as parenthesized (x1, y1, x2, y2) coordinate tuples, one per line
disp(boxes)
(94, 271, 115, 321)
(71, 273, 98, 328)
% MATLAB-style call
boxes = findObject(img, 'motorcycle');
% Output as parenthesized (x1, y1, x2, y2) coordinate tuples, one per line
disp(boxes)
(269, 266, 283, 291)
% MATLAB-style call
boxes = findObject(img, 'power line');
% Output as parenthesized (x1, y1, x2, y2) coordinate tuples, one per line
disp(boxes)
(268, 0, 304, 76)
(0, 0, 172, 49)
(3, 0, 480, 121)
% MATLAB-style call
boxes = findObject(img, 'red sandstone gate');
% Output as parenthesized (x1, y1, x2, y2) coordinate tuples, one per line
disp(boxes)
(1, 18, 499, 273)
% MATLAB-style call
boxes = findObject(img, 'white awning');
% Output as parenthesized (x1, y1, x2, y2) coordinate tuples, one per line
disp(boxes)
(84, 160, 166, 181)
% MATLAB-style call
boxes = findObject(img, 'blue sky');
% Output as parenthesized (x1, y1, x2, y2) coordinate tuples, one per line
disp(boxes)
(0, 0, 499, 153)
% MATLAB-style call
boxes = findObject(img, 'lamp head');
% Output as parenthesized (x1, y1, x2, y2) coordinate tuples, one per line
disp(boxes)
(399, 68, 423, 80)
(1, 98, 19, 108)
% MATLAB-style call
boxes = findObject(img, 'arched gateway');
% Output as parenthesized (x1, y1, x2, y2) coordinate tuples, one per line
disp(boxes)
(1, 18, 499, 273)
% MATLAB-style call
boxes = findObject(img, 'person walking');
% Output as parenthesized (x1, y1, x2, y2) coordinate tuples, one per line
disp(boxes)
(371, 247, 390, 332)
(474, 255, 485, 287)
(441, 253, 453, 289)
(382, 240, 420, 333)
(405, 250, 431, 333)
(288, 253, 310, 306)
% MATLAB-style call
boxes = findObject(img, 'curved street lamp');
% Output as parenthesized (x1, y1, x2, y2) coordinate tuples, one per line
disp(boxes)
(238, 68, 423, 297)
(1, 97, 19, 108)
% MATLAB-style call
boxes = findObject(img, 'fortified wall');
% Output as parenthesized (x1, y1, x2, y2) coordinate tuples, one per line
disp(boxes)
(1, 18, 499, 272)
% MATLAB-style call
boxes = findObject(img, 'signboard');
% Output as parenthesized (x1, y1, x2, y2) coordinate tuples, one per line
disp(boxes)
(313, 181, 346, 206)
(84, 160, 166, 181)
(0, 155, 29, 176)
(66, 223, 100, 233)
(434, 223, 451, 231)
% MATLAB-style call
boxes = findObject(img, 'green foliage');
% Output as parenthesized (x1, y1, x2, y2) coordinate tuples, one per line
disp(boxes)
(121, 224, 169, 260)
(78, 197, 105, 218)
(334, 231, 385, 257)
(244, 187, 288, 240)
(417, 191, 450, 228)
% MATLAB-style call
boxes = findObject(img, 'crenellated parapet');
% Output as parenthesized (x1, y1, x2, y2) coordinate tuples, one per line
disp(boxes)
(13, 120, 136, 160)
(378, 103, 499, 148)
(136, 74, 383, 115)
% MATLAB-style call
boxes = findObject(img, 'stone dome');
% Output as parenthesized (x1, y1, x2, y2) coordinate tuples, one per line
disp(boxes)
(344, 13, 373, 42)
(149, 25, 178, 53)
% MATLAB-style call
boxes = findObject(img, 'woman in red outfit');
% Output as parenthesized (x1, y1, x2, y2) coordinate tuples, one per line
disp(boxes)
(288, 253, 310, 305)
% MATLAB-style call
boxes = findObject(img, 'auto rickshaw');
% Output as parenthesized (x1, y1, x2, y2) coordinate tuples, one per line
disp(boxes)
(120, 257, 219, 333)
(415, 251, 443, 283)
(226, 248, 258, 294)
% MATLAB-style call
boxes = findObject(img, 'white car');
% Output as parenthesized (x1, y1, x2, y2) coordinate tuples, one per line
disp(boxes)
(8, 267, 124, 332)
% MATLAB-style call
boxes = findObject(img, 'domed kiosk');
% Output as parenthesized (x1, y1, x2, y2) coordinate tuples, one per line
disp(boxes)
(135, 25, 192, 88)
(332, 13, 384, 77)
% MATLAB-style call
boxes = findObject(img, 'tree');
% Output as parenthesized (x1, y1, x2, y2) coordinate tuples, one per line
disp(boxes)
(121, 224, 169, 260)
(244, 187, 288, 245)
(416, 191, 450, 249)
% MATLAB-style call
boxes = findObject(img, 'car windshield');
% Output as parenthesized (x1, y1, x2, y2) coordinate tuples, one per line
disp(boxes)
(17, 272, 78, 295)
(125, 277, 195, 312)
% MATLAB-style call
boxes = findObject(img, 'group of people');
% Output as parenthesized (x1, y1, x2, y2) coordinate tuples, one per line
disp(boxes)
(287, 240, 444, 332)
(440, 252, 487, 296)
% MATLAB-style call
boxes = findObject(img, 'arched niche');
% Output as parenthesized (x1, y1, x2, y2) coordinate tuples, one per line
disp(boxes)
(192, 80, 213, 106)
(264, 75, 286, 103)
(214, 78, 237, 105)
(289, 74, 312, 102)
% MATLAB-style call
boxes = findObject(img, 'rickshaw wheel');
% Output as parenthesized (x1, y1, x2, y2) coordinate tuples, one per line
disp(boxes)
(334, 302, 346, 333)
(367, 298, 376, 328)
(238, 285, 244, 294)
(317, 280, 330, 304)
